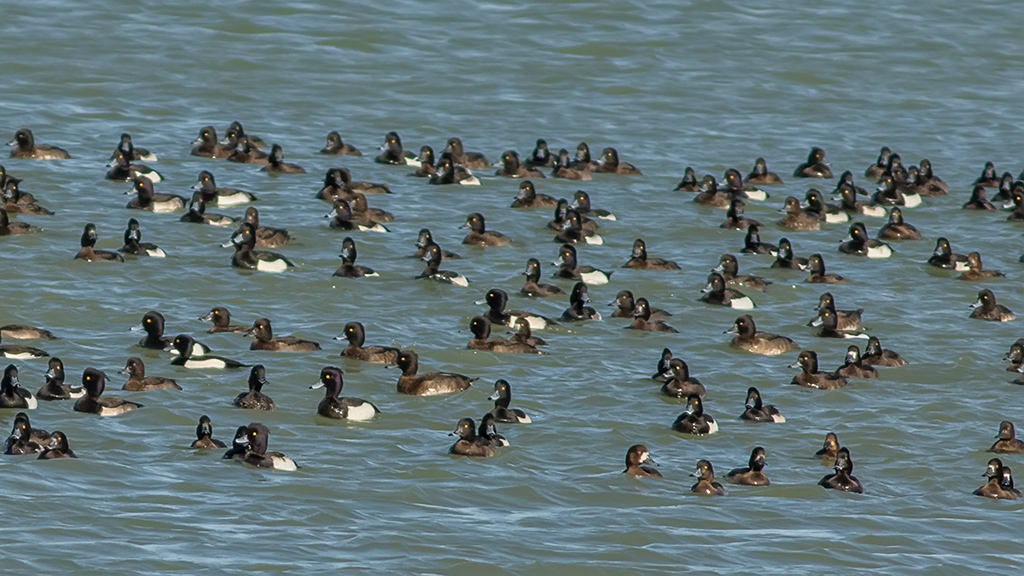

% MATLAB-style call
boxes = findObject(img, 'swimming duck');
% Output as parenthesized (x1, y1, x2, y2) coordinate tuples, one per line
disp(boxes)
(793, 147, 832, 178)
(410, 146, 436, 178)
(36, 358, 83, 401)
(119, 218, 166, 258)
(552, 244, 612, 285)
(989, 421, 1024, 454)
(511, 180, 557, 209)
(560, 282, 602, 321)
(190, 126, 232, 158)
(778, 196, 821, 231)
(170, 334, 248, 370)
(815, 432, 841, 461)
(461, 213, 510, 246)
(37, 431, 76, 459)
(4, 411, 47, 454)
(191, 415, 227, 449)
(73, 367, 142, 416)
(521, 258, 563, 297)
(111, 132, 156, 162)
(974, 161, 1000, 187)
(496, 150, 545, 178)
(701, 272, 754, 309)
(75, 223, 124, 262)
(726, 447, 770, 486)
(726, 315, 798, 356)
(973, 458, 1020, 500)
(659, 358, 705, 399)
(311, 366, 380, 421)
(467, 316, 542, 354)
(674, 167, 700, 192)
(479, 288, 554, 330)
(552, 148, 591, 181)
(623, 444, 662, 478)
(191, 170, 258, 206)
(0, 208, 39, 235)
(877, 207, 921, 240)
(417, 243, 470, 287)
(319, 131, 361, 156)
(396, 350, 475, 396)
(106, 150, 163, 183)
(572, 190, 616, 220)
(672, 394, 718, 435)
(806, 292, 862, 331)
(927, 237, 969, 270)
(241, 207, 290, 248)
(623, 238, 680, 270)
(690, 459, 726, 495)
(430, 156, 480, 185)
(970, 289, 1015, 322)
(791, 350, 848, 390)
(771, 238, 809, 270)
(334, 237, 378, 278)
(239, 423, 298, 471)
(835, 178, 887, 218)
(651, 348, 674, 382)
(334, 321, 399, 364)
(595, 147, 641, 175)
(803, 188, 849, 224)
(525, 138, 556, 168)
(959, 252, 1005, 281)
(443, 137, 489, 170)
(488, 379, 532, 424)
(694, 174, 732, 208)
(554, 209, 602, 245)
(873, 174, 922, 207)
(0, 333, 49, 360)
(740, 224, 778, 256)
(7, 128, 70, 159)
(375, 131, 419, 166)
(125, 178, 186, 213)
(713, 254, 770, 292)
(628, 298, 677, 333)
(179, 193, 239, 227)
(746, 157, 784, 185)
(860, 336, 907, 367)
(246, 318, 321, 352)
(834, 346, 878, 379)
(962, 185, 996, 210)
(740, 387, 785, 422)
(864, 146, 891, 180)
(119, 357, 182, 391)
(234, 365, 276, 410)
(409, 228, 460, 260)
(819, 447, 864, 493)
(449, 417, 496, 457)
(226, 223, 295, 273)
(326, 200, 389, 233)
(261, 144, 306, 174)
(199, 307, 249, 334)
(609, 290, 670, 320)
(839, 222, 893, 258)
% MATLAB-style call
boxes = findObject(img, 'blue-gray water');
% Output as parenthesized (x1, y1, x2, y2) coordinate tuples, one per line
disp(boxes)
(2, 1, 1023, 573)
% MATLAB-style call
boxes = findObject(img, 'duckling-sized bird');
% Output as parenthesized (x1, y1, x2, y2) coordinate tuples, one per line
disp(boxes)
(234, 365, 276, 411)
(119, 357, 181, 391)
(726, 447, 770, 486)
(672, 394, 718, 435)
(623, 238, 680, 270)
(690, 459, 726, 495)
(449, 417, 496, 457)
(191, 415, 227, 449)
(396, 350, 475, 396)
(311, 366, 380, 421)
(970, 289, 1015, 322)
(791, 350, 848, 390)
(75, 223, 124, 262)
(73, 368, 142, 416)
(246, 318, 321, 352)
(819, 447, 864, 493)
(726, 315, 798, 356)
(624, 444, 662, 478)
(739, 387, 785, 422)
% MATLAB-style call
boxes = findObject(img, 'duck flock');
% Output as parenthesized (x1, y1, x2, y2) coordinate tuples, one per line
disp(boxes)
(3, 123, 1024, 499)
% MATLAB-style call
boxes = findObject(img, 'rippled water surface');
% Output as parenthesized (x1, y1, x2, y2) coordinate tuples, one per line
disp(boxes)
(3, 1, 1024, 573)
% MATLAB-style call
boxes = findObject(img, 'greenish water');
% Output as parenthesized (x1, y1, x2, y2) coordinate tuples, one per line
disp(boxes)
(2, 1, 1024, 573)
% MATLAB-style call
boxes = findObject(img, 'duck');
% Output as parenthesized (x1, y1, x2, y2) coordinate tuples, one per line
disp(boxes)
(190, 126, 232, 158)
(319, 131, 361, 156)
(791, 350, 848, 390)
(720, 198, 761, 230)
(628, 298, 677, 333)
(994, 173, 1018, 203)
(260, 144, 306, 174)
(560, 282, 602, 321)
(548, 198, 598, 234)
(912, 159, 949, 195)
(815, 432, 841, 461)
(864, 146, 891, 180)
(595, 147, 641, 175)
(170, 334, 248, 370)
(525, 138, 556, 168)
(430, 156, 480, 186)
(221, 426, 250, 460)
(199, 307, 249, 334)
(75, 223, 124, 262)
(571, 190, 616, 220)
(4, 411, 48, 454)
(111, 132, 156, 162)
(973, 459, 1020, 500)
(223, 121, 267, 150)
(803, 188, 849, 223)
(36, 358, 84, 401)
(234, 365, 276, 410)
(119, 218, 166, 258)
(814, 307, 867, 340)
(701, 272, 754, 309)
(659, 358, 705, 398)
(375, 131, 419, 166)
(467, 316, 542, 354)
(119, 357, 181, 391)
(510, 180, 557, 208)
(316, 168, 355, 202)
(553, 209, 602, 245)
(609, 290, 670, 320)
(690, 460, 726, 495)
(443, 137, 489, 170)
(226, 223, 295, 273)
(713, 254, 770, 291)
(623, 238, 680, 270)
(1007, 189, 1024, 221)
(720, 168, 770, 202)
(623, 444, 662, 477)
(726, 315, 798, 356)
(37, 432, 76, 459)
(740, 387, 785, 422)
(396, 350, 475, 396)
(778, 196, 821, 231)
(652, 348, 673, 382)
(479, 288, 554, 330)
(0, 324, 55, 341)
(819, 447, 864, 493)
(416, 243, 469, 287)
(694, 174, 732, 208)
(337, 166, 393, 195)
(877, 207, 921, 240)
(479, 410, 510, 449)
(0, 208, 39, 235)
(239, 423, 299, 471)
(1005, 343, 1024, 372)
(73, 368, 142, 416)
(974, 161, 1000, 187)
(962, 185, 996, 210)
(740, 224, 778, 256)
(860, 336, 907, 367)
(508, 318, 547, 348)
(190, 170, 258, 206)
(793, 147, 832, 178)
(839, 222, 893, 258)
(990, 421, 1024, 453)
(350, 193, 395, 223)
(835, 178, 887, 218)
(311, 366, 380, 421)
(461, 213, 510, 246)
(410, 228, 460, 260)
(496, 150, 545, 178)
(190, 415, 227, 449)
(927, 237, 969, 270)
(772, 238, 809, 270)
(449, 417, 496, 457)
(520, 258, 563, 297)
(7, 128, 70, 159)
(336, 321, 399, 364)
(835, 346, 879, 379)
(672, 394, 718, 435)
(970, 289, 1015, 322)
(0, 366, 36, 410)
(334, 237, 378, 278)
(959, 252, 1005, 281)
(2, 181, 53, 216)
(106, 150, 163, 183)
(241, 207, 290, 247)
(134, 310, 209, 353)
(674, 167, 700, 192)
(226, 136, 269, 164)
(179, 193, 239, 227)
(873, 174, 922, 207)
(807, 293, 862, 331)
(571, 142, 598, 172)
(125, 178, 186, 213)
(727, 447, 770, 486)
(552, 148, 591, 181)
(246, 318, 321, 352)
(326, 200, 389, 233)
(0, 333, 49, 360)
(488, 379, 532, 424)
(552, 244, 612, 285)
(746, 157, 784, 185)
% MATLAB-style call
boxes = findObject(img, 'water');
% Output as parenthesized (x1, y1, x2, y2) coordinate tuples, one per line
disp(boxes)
(2, 0, 1024, 573)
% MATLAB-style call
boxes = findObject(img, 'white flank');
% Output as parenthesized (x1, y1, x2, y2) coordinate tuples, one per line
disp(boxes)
(731, 297, 756, 310)
(256, 260, 290, 273)
(581, 271, 609, 285)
